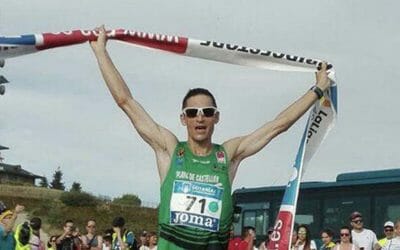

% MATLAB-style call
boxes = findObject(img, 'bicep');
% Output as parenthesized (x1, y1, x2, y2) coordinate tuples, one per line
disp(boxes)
(121, 98, 178, 152)
(225, 120, 284, 162)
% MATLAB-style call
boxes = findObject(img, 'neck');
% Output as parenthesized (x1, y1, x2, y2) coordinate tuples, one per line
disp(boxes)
(354, 228, 363, 233)
(187, 139, 212, 156)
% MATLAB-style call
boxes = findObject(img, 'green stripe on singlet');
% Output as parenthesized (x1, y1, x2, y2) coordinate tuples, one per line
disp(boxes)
(160, 224, 229, 246)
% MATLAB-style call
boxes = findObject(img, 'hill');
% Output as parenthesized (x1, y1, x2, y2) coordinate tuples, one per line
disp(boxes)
(0, 184, 158, 238)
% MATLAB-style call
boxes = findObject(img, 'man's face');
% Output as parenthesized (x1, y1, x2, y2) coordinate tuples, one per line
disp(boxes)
(395, 223, 400, 237)
(0, 214, 12, 225)
(140, 235, 147, 244)
(247, 229, 256, 240)
(64, 222, 74, 235)
(149, 235, 158, 245)
(181, 94, 219, 143)
(351, 217, 363, 230)
(384, 226, 394, 238)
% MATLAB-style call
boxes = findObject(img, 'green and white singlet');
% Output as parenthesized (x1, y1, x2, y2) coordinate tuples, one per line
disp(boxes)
(158, 142, 233, 250)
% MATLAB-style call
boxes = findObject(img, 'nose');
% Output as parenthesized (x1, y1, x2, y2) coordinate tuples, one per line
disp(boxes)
(195, 113, 205, 121)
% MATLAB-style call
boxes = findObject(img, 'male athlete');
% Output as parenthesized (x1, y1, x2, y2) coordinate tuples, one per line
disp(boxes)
(90, 26, 330, 250)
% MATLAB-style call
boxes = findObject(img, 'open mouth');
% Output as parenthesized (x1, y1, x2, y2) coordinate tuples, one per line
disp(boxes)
(195, 125, 207, 131)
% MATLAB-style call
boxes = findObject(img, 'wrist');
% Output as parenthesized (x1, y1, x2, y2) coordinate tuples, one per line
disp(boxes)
(310, 85, 324, 99)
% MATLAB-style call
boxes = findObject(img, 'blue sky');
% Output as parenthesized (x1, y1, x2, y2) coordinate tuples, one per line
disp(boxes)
(1, 0, 399, 203)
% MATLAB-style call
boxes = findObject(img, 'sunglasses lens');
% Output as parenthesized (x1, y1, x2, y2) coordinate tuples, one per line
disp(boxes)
(185, 109, 198, 118)
(341, 233, 349, 236)
(203, 108, 216, 117)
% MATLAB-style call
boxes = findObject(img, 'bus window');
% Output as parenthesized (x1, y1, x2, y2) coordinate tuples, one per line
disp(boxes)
(375, 194, 400, 236)
(256, 210, 269, 237)
(242, 210, 269, 237)
(295, 198, 319, 237)
(243, 210, 256, 228)
(323, 196, 370, 233)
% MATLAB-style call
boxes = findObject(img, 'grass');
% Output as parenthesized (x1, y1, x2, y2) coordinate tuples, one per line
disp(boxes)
(0, 184, 158, 237)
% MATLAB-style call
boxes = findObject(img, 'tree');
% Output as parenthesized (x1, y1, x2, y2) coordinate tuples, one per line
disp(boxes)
(70, 182, 82, 192)
(60, 191, 98, 207)
(50, 167, 65, 191)
(113, 194, 142, 206)
(38, 177, 49, 188)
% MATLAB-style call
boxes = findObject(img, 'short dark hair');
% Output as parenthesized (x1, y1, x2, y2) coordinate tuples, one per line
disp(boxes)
(147, 231, 157, 238)
(182, 88, 217, 109)
(112, 216, 125, 227)
(340, 225, 351, 231)
(103, 228, 114, 242)
(64, 219, 73, 226)
(321, 228, 334, 238)
(30, 217, 42, 230)
(241, 226, 255, 238)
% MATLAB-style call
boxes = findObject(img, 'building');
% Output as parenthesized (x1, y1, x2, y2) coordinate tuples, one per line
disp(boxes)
(0, 145, 43, 185)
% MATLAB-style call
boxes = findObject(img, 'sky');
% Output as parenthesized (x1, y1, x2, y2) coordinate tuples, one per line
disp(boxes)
(1, 1, 399, 204)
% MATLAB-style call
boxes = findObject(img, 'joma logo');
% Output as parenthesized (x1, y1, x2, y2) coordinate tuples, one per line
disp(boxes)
(171, 212, 217, 231)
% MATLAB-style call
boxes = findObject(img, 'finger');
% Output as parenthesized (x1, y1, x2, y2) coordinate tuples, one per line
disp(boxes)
(321, 62, 328, 72)
(99, 25, 106, 33)
(317, 62, 321, 71)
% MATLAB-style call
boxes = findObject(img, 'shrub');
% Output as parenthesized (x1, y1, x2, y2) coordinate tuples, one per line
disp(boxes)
(113, 194, 141, 206)
(60, 191, 99, 207)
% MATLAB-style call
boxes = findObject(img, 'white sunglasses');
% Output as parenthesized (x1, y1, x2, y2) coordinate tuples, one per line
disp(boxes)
(182, 107, 218, 118)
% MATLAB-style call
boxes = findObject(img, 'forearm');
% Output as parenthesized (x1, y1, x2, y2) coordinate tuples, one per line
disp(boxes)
(247, 241, 254, 250)
(226, 89, 318, 162)
(274, 89, 319, 130)
(56, 232, 68, 244)
(94, 49, 133, 106)
(117, 234, 127, 250)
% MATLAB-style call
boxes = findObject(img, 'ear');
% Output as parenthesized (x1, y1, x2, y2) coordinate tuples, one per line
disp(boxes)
(180, 114, 187, 126)
(214, 112, 220, 124)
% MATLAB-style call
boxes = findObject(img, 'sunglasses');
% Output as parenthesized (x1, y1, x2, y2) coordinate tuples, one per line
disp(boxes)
(385, 228, 394, 232)
(340, 233, 350, 237)
(182, 107, 218, 118)
(352, 220, 363, 224)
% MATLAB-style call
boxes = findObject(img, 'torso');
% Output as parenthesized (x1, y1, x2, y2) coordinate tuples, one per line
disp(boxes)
(158, 142, 233, 249)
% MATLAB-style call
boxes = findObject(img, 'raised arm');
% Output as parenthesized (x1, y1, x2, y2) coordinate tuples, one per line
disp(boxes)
(90, 26, 178, 181)
(2, 204, 24, 233)
(223, 63, 331, 182)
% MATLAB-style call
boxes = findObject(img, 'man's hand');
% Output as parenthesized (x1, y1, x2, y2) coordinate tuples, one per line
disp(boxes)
(113, 227, 121, 235)
(315, 62, 331, 91)
(14, 204, 24, 214)
(90, 25, 108, 54)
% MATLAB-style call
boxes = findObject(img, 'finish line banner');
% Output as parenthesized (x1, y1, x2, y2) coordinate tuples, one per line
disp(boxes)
(0, 29, 338, 250)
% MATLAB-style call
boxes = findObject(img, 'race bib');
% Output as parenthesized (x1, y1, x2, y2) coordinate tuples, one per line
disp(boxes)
(170, 180, 223, 232)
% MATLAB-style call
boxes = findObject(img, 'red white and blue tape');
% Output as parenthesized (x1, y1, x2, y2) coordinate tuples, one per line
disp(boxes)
(1, 29, 337, 250)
